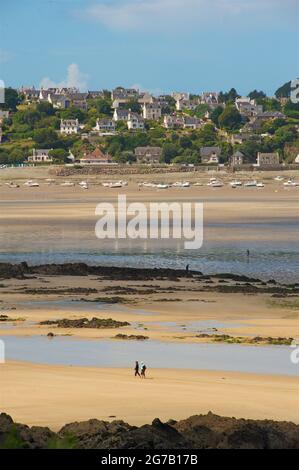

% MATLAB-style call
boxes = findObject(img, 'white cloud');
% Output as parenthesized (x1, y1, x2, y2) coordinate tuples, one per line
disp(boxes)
(40, 63, 88, 91)
(79, 0, 297, 31)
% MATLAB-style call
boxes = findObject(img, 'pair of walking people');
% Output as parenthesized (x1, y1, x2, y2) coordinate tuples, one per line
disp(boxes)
(134, 361, 147, 378)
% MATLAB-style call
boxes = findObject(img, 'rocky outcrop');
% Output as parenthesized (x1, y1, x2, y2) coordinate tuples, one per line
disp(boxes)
(0, 262, 200, 281)
(39, 317, 130, 329)
(1, 412, 299, 449)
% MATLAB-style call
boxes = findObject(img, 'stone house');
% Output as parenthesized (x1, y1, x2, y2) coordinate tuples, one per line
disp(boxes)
(80, 148, 113, 165)
(256, 152, 280, 167)
(142, 103, 162, 121)
(229, 151, 244, 167)
(60, 119, 80, 135)
(127, 112, 145, 131)
(28, 149, 53, 163)
(200, 146, 221, 164)
(135, 146, 162, 164)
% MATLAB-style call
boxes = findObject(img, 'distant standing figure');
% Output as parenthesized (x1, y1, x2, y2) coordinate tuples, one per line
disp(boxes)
(186, 264, 190, 273)
(141, 363, 147, 379)
(247, 250, 250, 261)
(134, 361, 141, 377)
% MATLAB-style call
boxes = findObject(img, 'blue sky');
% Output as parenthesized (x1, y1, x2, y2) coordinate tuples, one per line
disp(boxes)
(0, 0, 298, 95)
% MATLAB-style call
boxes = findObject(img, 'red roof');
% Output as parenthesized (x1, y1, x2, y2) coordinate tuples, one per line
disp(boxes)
(80, 148, 111, 161)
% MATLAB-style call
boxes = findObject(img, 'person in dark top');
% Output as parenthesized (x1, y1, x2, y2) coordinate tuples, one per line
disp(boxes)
(186, 264, 190, 273)
(134, 361, 141, 377)
(141, 363, 147, 379)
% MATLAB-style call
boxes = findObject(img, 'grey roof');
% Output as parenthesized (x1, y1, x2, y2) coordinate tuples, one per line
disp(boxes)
(200, 146, 221, 157)
(232, 151, 244, 157)
(135, 146, 162, 155)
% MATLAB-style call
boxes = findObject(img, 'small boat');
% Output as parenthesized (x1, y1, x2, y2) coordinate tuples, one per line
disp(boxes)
(6, 182, 19, 188)
(157, 184, 169, 189)
(208, 179, 223, 188)
(256, 182, 265, 188)
(244, 180, 257, 187)
(24, 180, 39, 187)
(79, 181, 88, 190)
(229, 180, 242, 187)
(193, 182, 202, 187)
(284, 179, 298, 187)
(274, 176, 284, 181)
(60, 181, 75, 187)
(172, 181, 190, 188)
(109, 182, 123, 188)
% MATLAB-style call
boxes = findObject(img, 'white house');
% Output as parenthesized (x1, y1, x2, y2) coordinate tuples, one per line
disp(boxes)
(127, 112, 145, 130)
(142, 103, 162, 121)
(28, 149, 53, 163)
(60, 119, 80, 135)
(113, 109, 130, 122)
(94, 118, 116, 132)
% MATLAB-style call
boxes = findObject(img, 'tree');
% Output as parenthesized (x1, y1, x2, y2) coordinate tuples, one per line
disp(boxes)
(36, 102, 55, 116)
(0, 88, 20, 110)
(275, 81, 292, 99)
(210, 106, 224, 126)
(49, 148, 69, 162)
(95, 98, 112, 116)
(60, 107, 86, 121)
(248, 90, 266, 100)
(162, 143, 179, 163)
(218, 106, 242, 131)
(34, 128, 61, 148)
(219, 88, 239, 104)
(124, 99, 141, 113)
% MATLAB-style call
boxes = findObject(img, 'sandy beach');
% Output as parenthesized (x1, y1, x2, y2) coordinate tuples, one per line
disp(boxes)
(1, 361, 298, 431)
(0, 166, 299, 432)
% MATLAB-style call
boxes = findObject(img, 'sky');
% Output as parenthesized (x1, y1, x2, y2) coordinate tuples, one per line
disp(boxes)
(0, 0, 298, 95)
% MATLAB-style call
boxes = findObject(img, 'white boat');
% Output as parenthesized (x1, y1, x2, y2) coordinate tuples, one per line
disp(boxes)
(229, 180, 242, 187)
(24, 180, 39, 187)
(79, 181, 88, 190)
(157, 184, 169, 189)
(244, 180, 257, 187)
(208, 180, 223, 188)
(274, 176, 284, 181)
(109, 181, 123, 188)
(60, 181, 75, 187)
(172, 181, 190, 188)
(284, 179, 298, 187)
(256, 182, 265, 188)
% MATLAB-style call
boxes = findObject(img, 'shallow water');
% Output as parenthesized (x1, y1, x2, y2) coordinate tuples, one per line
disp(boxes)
(1, 240, 299, 283)
(1, 335, 297, 376)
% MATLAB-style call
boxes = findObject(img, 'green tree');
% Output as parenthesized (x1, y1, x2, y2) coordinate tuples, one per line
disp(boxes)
(162, 143, 179, 163)
(0, 88, 20, 110)
(275, 81, 292, 99)
(248, 90, 266, 100)
(218, 106, 242, 131)
(210, 106, 224, 126)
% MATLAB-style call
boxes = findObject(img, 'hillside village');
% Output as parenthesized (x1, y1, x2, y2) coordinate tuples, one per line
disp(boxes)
(0, 81, 299, 171)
